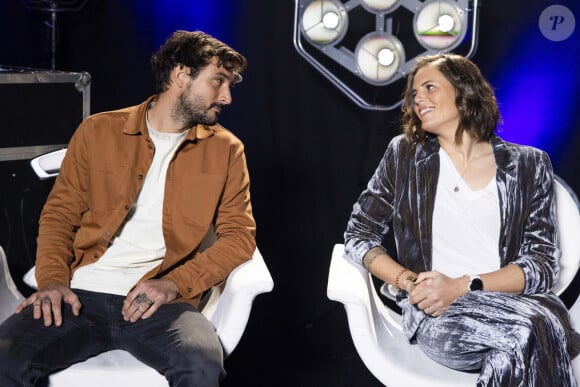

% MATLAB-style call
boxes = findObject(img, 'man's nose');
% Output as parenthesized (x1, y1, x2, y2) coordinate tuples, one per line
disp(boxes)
(219, 88, 232, 105)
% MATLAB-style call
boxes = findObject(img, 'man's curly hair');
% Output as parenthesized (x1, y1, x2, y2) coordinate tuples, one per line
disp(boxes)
(151, 30, 247, 93)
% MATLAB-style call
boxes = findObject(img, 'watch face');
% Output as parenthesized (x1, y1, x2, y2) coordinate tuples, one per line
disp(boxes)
(470, 277, 483, 291)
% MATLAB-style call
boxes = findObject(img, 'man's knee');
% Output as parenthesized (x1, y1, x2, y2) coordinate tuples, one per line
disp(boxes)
(165, 311, 224, 387)
(170, 310, 223, 361)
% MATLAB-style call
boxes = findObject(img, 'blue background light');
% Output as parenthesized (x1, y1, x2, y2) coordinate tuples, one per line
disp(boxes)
(131, 0, 241, 48)
(489, 3, 579, 170)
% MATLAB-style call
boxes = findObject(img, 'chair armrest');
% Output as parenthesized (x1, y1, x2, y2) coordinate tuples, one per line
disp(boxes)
(201, 247, 274, 356)
(30, 148, 66, 180)
(327, 244, 374, 308)
(328, 244, 404, 333)
(327, 243, 476, 386)
(23, 266, 37, 289)
(327, 244, 405, 378)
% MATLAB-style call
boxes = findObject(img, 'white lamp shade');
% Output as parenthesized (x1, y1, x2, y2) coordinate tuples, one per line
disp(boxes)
(360, 0, 399, 13)
(301, 0, 348, 45)
(355, 33, 405, 85)
(414, 0, 467, 51)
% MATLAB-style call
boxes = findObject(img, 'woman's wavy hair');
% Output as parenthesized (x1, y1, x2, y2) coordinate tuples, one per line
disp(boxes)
(401, 54, 501, 146)
(151, 30, 247, 93)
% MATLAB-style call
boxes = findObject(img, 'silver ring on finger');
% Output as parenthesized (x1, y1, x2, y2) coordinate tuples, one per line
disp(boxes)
(145, 298, 154, 307)
(135, 293, 147, 304)
(42, 295, 51, 304)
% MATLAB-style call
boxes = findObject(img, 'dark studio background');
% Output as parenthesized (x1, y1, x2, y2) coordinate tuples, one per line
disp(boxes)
(1, 1, 579, 386)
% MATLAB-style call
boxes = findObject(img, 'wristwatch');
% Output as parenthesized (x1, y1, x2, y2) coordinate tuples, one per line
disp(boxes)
(468, 275, 483, 292)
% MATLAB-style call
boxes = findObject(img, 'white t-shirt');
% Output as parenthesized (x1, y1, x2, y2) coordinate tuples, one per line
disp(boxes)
(431, 148, 501, 277)
(70, 120, 189, 295)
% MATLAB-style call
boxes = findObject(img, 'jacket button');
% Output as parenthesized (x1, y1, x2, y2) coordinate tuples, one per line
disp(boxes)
(93, 253, 99, 259)
(137, 174, 144, 180)
(187, 287, 193, 293)
(104, 231, 111, 238)
(124, 204, 130, 210)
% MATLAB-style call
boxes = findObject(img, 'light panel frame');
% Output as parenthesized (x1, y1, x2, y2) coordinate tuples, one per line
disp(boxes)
(293, 0, 480, 110)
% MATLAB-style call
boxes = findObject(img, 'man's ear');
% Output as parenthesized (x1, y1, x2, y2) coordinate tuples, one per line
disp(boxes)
(171, 65, 189, 88)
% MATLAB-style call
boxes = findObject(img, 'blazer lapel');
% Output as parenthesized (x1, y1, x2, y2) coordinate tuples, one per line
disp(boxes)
(491, 135, 517, 265)
(415, 138, 440, 271)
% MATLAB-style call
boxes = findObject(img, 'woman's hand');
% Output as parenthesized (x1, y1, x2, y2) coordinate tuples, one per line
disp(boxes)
(407, 271, 466, 317)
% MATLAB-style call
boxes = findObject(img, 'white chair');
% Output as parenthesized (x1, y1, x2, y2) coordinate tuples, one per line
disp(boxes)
(1, 245, 273, 387)
(1, 146, 273, 386)
(0, 246, 24, 324)
(327, 177, 580, 386)
(29, 147, 66, 180)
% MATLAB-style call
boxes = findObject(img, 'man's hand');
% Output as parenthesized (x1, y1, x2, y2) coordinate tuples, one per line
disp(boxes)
(15, 284, 82, 327)
(122, 278, 180, 323)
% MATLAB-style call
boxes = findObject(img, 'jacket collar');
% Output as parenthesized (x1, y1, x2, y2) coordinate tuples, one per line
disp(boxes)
(490, 134, 517, 176)
(413, 132, 517, 272)
(122, 95, 216, 141)
(417, 133, 516, 176)
(418, 134, 439, 159)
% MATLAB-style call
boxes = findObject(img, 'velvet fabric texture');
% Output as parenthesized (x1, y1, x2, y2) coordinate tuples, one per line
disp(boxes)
(345, 134, 580, 386)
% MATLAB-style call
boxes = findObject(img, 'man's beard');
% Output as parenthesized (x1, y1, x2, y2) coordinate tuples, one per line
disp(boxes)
(172, 91, 222, 128)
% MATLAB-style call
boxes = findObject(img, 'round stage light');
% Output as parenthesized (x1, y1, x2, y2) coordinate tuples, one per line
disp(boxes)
(301, 0, 348, 46)
(438, 14, 455, 33)
(355, 33, 405, 85)
(414, 0, 467, 51)
(360, 0, 400, 13)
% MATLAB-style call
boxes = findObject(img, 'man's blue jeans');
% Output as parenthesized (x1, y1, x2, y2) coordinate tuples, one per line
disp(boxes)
(0, 289, 225, 387)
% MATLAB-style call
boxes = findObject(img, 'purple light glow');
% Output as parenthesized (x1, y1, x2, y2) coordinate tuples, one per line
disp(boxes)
(490, 32, 579, 160)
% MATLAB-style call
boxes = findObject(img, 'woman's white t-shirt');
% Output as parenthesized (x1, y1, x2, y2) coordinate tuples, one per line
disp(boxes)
(431, 148, 501, 277)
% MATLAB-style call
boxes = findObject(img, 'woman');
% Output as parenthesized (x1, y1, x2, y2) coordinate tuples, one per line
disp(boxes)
(344, 54, 580, 386)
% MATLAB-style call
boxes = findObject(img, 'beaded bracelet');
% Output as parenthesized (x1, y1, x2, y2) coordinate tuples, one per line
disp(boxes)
(395, 269, 417, 289)
(394, 268, 407, 289)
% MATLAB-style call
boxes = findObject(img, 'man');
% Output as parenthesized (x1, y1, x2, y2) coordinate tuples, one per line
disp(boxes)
(0, 30, 255, 387)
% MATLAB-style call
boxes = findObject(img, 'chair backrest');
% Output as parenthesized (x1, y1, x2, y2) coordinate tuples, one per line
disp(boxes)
(0, 246, 25, 323)
(553, 176, 580, 296)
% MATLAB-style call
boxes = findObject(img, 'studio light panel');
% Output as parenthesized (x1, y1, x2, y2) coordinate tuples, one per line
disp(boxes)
(293, 0, 479, 110)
